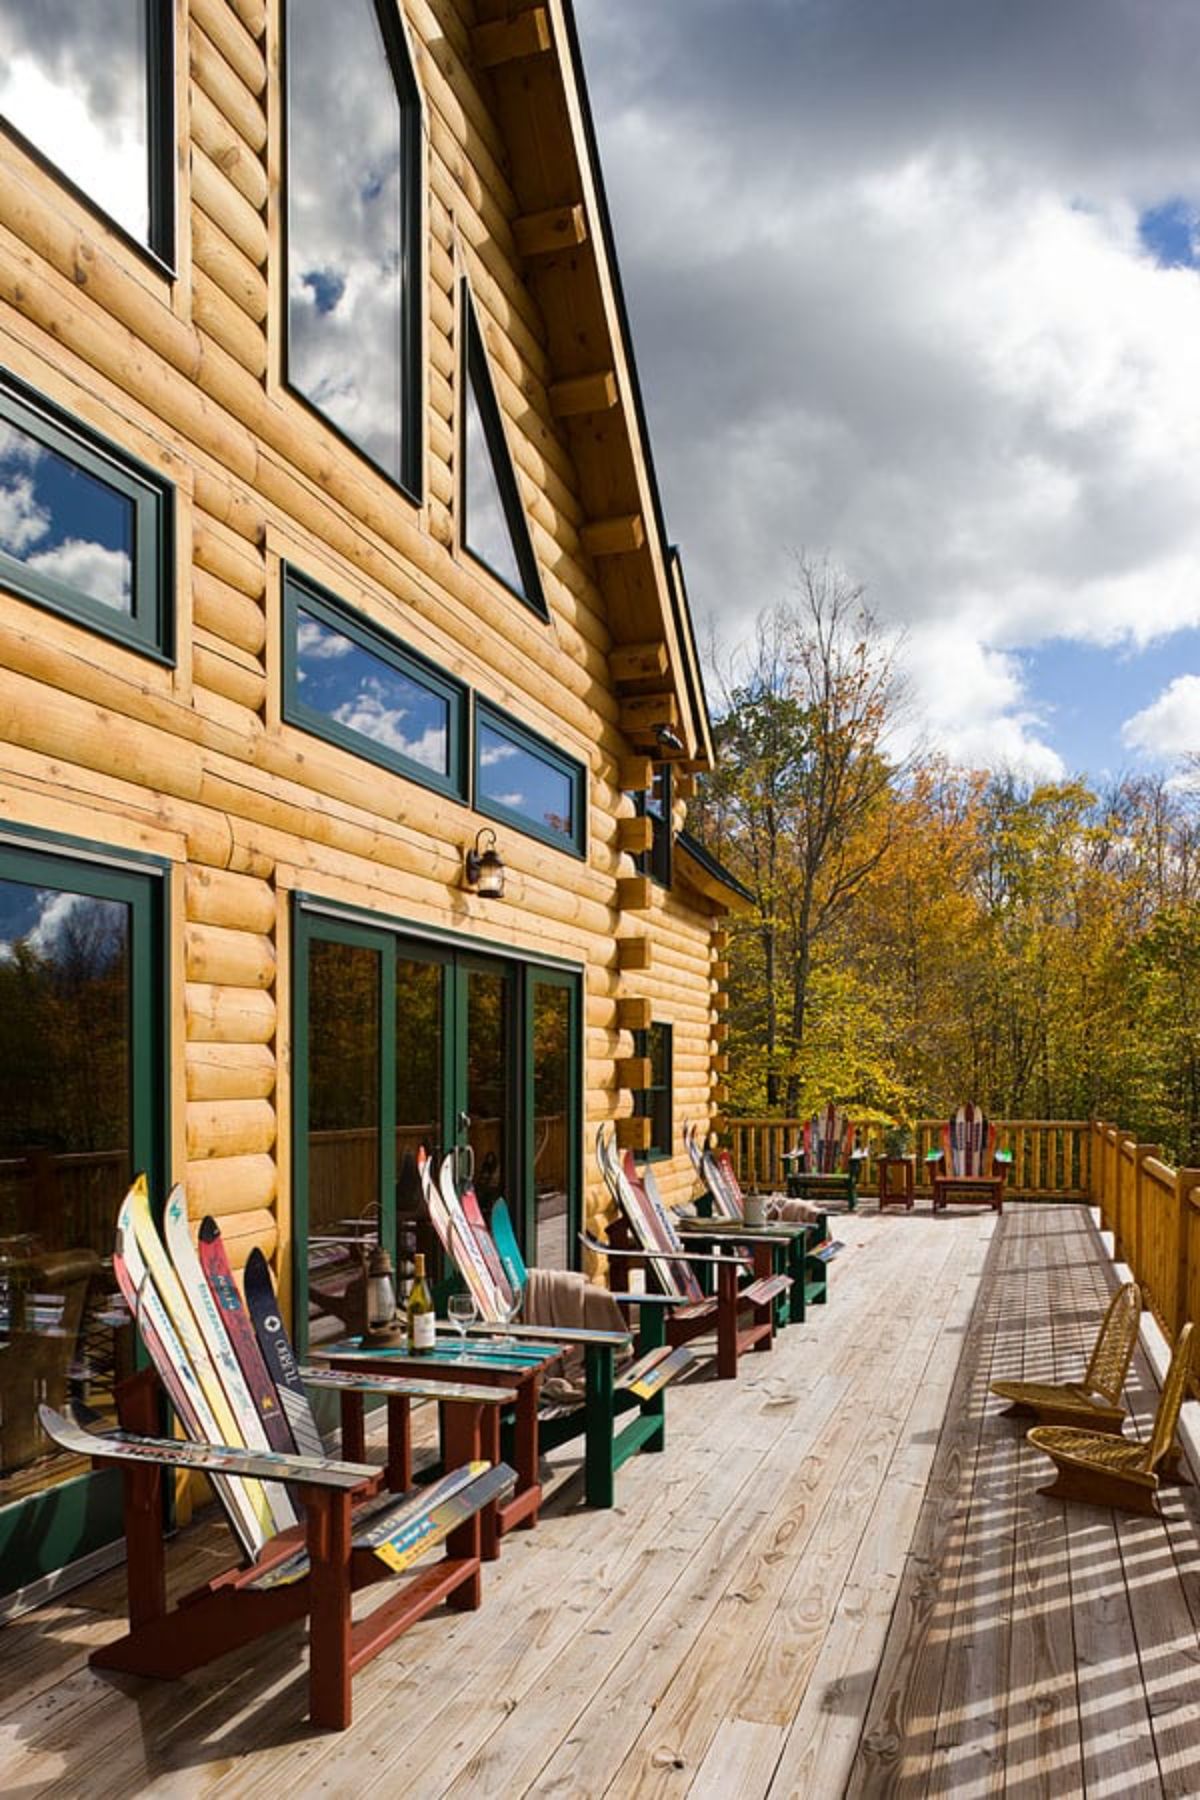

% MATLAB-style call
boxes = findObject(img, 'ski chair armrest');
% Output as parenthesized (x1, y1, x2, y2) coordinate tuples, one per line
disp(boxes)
(995, 1148, 1014, 1165)
(924, 1148, 944, 1165)
(39, 1404, 376, 1491)
(580, 1230, 749, 1271)
(301, 1367, 518, 1407)
(676, 1220, 803, 1247)
(456, 1321, 632, 1351)
(780, 1148, 805, 1165)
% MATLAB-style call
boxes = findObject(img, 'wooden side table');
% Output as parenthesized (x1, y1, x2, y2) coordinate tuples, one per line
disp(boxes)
(878, 1156, 915, 1211)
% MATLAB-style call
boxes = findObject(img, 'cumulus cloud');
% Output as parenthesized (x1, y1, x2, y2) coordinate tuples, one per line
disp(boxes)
(1123, 675, 1200, 759)
(0, 473, 50, 556)
(575, 0, 1200, 773)
(25, 538, 132, 613)
(331, 690, 445, 770)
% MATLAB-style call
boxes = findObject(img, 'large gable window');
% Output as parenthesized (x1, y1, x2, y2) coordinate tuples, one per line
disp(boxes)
(285, 0, 422, 498)
(283, 567, 466, 799)
(461, 287, 547, 618)
(0, 376, 172, 660)
(0, 0, 173, 263)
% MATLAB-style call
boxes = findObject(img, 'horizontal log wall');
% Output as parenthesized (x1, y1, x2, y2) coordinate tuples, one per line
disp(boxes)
(0, 0, 721, 1298)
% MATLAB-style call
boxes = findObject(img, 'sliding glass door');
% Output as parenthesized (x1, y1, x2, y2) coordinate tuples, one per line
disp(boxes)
(294, 909, 580, 1352)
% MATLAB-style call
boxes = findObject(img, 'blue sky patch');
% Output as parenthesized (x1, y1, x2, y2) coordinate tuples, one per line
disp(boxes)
(301, 267, 346, 316)
(1024, 629, 1200, 777)
(1138, 199, 1199, 269)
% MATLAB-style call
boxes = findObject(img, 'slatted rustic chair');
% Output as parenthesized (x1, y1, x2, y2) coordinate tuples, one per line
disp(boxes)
(991, 1281, 1141, 1433)
(588, 1126, 789, 1380)
(1028, 1321, 1193, 1516)
(928, 1103, 1008, 1213)
(43, 1176, 516, 1730)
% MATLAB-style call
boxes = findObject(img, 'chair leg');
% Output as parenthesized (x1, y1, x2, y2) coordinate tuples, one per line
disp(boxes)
(305, 1486, 354, 1730)
(716, 1260, 739, 1379)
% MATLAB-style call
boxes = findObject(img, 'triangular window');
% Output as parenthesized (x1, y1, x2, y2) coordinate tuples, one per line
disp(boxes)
(461, 286, 547, 618)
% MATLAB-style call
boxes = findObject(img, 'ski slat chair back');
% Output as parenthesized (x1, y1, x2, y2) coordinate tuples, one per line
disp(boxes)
(930, 1103, 1007, 1212)
(420, 1154, 695, 1507)
(991, 1281, 1142, 1433)
(805, 1103, 853, 1175)
(41, 1174, 515, 1730)
(683, 1121, 740, 1221)
(783, 1104, 862, 1211)
(1029, 1321, 1194, 1516)
(589, 1126, 789, 1380)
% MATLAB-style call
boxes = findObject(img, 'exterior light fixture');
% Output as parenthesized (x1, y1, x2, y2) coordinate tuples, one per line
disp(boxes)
(464, 827, 506, 899)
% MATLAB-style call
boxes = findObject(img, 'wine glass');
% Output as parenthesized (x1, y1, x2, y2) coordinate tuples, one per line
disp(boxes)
(495, 1259, 524, 1345)
(448, 1291, 476, 1360)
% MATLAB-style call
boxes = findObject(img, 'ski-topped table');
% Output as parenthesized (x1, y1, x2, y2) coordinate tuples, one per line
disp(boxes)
(314, 1332, 568, 1558)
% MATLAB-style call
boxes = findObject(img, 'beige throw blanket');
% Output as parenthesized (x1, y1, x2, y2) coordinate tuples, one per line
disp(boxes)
(767, 1196, 822, 1224)
(523, 1265, 629, 1406)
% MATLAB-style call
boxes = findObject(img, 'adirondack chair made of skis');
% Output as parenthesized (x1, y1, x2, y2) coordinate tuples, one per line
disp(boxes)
(421, 1154, 695, 1508)
(1029, 1321, 1195, 1516)
(39, 1175, 517, 1731)
(928, 1104, 1010, 1213)
(679, 1122, 828, 1324)
(587, 1126, 790, 1380)
(780, 1104, 863, 1212)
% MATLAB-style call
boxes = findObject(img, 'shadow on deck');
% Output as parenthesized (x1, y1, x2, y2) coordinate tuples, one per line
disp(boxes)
(2, 1204, 1198, 1797)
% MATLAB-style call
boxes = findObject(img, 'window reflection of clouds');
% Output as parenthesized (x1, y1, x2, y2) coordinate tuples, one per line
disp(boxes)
(0, 417, 134, 614)
(477, 725, 574, 841)
(0, 883, 127, 968)
(464, 380, 525, 594)
(294, 608, 449, 773)
(287, 0, 406, 481)
(0, 1, 150, 245)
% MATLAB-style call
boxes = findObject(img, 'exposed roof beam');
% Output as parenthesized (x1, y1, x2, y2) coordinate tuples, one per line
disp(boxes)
(512, 203, 587, 259)
(472, 9, 552, 68)
(549, 370, 618, 417)
(582, 513, 645, 558)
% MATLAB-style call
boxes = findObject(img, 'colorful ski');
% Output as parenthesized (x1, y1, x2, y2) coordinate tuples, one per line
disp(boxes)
(249, 1458, 513, 1590)
(431, 1153, 502, 1321)
(243, 1248, 325, 1459)
(162, 1187, 296, 1533)
(40, 1403, 373, 1488)
(113, 1187, 267, 1557)
(618, 1144, 707, 1301)
(197, 1217, 296, 1455)
(459, 1180, 514, 1309)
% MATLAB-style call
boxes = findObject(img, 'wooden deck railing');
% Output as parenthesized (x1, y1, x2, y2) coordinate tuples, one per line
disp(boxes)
(1091, 1120, 1200, 1340)
(728, 1118, 1093, 1201)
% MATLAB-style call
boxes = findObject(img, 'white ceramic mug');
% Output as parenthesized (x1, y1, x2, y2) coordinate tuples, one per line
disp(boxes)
(744, 1193, 767, 1227)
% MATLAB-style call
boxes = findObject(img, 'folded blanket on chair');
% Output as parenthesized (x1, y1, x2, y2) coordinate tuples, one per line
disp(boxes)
(524, 1266, 629, 1405)
(768, 1196, 822, 1224)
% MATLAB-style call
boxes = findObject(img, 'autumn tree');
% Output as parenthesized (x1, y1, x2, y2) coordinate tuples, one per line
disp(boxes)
(698, 556, 906, 1112)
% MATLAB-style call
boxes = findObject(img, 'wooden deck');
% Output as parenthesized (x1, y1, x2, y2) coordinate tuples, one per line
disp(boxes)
(3, 1204, 1200, 1797)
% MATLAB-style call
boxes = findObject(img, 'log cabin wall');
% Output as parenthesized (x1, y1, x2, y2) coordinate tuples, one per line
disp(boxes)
(0, 0, 727, 1312)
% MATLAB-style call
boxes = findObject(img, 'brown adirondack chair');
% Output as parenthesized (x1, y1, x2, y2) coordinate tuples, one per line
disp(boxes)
(929, 1103, 1008, 1212)
(1029, 1321, 1193, 1516)
(991, 1281, 1141, 1433)
(42, 1176, 516, 1730)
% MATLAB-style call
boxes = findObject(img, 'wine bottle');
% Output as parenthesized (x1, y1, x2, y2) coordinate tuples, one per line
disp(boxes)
(407, 1252, 436, 1354)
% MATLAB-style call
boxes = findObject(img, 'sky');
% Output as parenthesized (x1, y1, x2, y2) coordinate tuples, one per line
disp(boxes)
(573, 0, 1200, 784)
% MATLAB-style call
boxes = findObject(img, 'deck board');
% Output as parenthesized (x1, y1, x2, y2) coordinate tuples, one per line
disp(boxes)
(5, 1203, 1200, 1797)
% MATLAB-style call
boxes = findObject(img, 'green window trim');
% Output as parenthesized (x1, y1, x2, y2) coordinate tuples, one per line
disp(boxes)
(0, 373, 173, 662)
(474, 697, 587, 859)
(460, 284, 548, 620)
(282, 565, 468, 801)
(633, 1020, 673, 1161)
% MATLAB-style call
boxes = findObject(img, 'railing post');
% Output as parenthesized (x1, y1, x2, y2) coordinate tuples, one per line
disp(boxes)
(1175, 1169, 1200, 1337)
(1132, 1144, 1158, 1295)
(1089, 1118, 1101, 1217)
